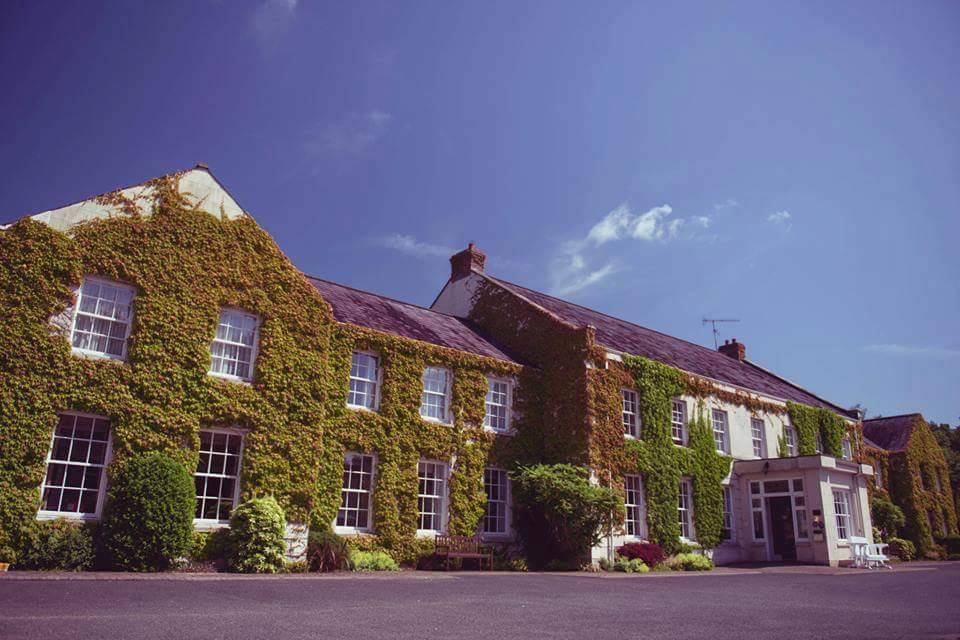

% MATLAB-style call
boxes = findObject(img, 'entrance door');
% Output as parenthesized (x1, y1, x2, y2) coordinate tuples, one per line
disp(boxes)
(767, 496, 796, 561)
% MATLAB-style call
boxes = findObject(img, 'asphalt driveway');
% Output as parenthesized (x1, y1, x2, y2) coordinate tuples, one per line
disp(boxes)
(2, 563, 959, 640)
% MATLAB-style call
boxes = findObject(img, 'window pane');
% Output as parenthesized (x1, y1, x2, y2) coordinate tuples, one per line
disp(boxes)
(71, 279, 134, 359)
(39, 413, 109, 516)
(209, 309, 257, 381)
(194, 429, 243, 522)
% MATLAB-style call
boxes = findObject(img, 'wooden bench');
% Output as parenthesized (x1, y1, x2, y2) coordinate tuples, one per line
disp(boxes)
(434, 535, 493, 571)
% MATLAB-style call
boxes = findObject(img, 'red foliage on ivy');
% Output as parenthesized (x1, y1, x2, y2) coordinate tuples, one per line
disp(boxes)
(616, 542, 665, 566)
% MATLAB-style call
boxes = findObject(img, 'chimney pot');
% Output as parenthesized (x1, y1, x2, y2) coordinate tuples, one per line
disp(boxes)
(718, 338, 746, 362)
(450, 244, 486, 281)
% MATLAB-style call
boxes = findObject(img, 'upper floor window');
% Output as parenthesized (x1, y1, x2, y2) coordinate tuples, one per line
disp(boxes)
(348, 352, 380, 410)
(336, 453, 375, 532)
(722, 485, 734, 541)
(815, 432, 823, 454)
(484, 378, 512, 433)
(39, 412, 111, 520)
(622, 389, 639, 438)
(784, 427, 797, 456)
(483, 467, 509, 536)
(711, 409, 729, 454)
(419, 367, 451, 423)
(194, 429, 243, 524)
(70, 277, 135, 360)
(841, 437, 853, 460)
(624, 474, 647, 538)
(209, 309, 258, 382)
(750, 418, 766, 458)
(671, 399, 687, 445)
(678, 478, 695, 541)
(417, 460, 448, 534)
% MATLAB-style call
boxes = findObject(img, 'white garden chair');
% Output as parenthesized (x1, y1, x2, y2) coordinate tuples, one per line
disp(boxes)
(865, 543, 891, 569)
(848, 536, 869, 568)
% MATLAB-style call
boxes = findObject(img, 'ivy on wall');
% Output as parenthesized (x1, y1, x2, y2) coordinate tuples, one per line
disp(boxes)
(0, 177, 335, 555)
(786, 402, 847, 457)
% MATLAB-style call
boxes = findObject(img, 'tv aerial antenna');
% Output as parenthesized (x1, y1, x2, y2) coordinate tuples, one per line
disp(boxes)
(702, 317, 740, 350)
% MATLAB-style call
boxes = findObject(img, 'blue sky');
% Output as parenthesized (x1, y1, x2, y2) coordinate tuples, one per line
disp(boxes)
(2, 1, 957, 424)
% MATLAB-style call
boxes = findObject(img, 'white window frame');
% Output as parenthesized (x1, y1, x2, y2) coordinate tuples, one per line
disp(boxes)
(483, 377, 513, 434)
(841, 437, 853, 460)
(671, 398, 687, 445)
(482, 467, 510, 537)
(751, 417, 766, 458)
(208, 308, 260, 383)
(37, 411, 112, 522)
(622, 389, 639, 439)
(335, 452, 376, 534)
(678, 478, 695, 542)
(833, 489, 852, 541)
(69, 276, 136, 362)
(624, 474, 647, 539)
(711, 409, 729, 454)
(417, 459, 449, 535)
(784, 427, 797, 456)
(193, 427, 245, 529)
(419, 367, 452, 425)
(722, 485, 734, 542)
(347, 351, 381, 411)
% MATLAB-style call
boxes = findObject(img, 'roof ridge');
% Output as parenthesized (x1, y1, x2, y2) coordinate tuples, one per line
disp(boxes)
(303, 274, 466, 320)
(863, 413, 923, 423)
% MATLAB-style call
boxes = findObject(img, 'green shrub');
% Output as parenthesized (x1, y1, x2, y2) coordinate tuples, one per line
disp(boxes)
(350, 549, 399, 572)
(227, 497, 287, 573)
(18, 519, 95, 571)
(307, 528, 350, 572)
(511, 464, 621, 569)
(0, 542, 16, 565)
(101, 452, 194, 571)
(674, 541, 701, 555)
(871, 497, 905, 539)
(665, 553, 713, 571)
(613, 556, 649, 573)
(189, 529, 230, 564)
(887, 537, 916, 561)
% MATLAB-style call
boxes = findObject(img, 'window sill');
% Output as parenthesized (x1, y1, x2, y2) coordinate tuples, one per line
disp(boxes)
(193, 520, 230, 531)
(71, 348, 127, 363)
(485, 427, 515, 437)
(346, 404, 378, 414)
(37, 511, 100, 522)
(334, 527, 374, 536)
(208, 372, 253, 385)
(416, 530, 444, 539)
(420, 416, 453, 427)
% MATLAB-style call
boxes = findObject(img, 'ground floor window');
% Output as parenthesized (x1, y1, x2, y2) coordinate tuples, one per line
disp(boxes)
(194, 429, 243, 523)
(417, 460, 448, 534)
(483, 467, 509, 535)
(722, 485, 734, 540)
(39, 412, 111, 518)
(678, 479, 695, 541)
(624, 474, 647, 538)
(337, 453, 375, 532)
(751, 482, 764, 540)
(833, 489, 851, 540)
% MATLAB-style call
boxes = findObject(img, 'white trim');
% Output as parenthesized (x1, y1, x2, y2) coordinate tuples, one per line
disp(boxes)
(481, 467, 511, 538)
(751, 417, 766, 458)
(192, 426, 245, 527)
(483, 376, 514, 434)
(416, 459, 449, 535)
(37, 411, 113, 522)
(678, 477, 695, 542)
(621, 388, 639, 439)
(334, 451, 377, 534)
(711, 408, 730, 455)
(208, 308, 260, 384)
(623, 474, 648, 539)
(346, 350, 382, 412)
(69, 276, 136, 362)
(419, 367, 453, 425)
(671, 398, 688, 446)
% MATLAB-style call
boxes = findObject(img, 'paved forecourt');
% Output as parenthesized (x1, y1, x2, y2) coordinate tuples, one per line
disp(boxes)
(1, 562, 958, 640)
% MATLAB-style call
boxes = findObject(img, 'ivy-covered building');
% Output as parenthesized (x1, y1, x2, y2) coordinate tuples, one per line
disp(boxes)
(1, 166, 875, 567)
(863, 414, 958, 555)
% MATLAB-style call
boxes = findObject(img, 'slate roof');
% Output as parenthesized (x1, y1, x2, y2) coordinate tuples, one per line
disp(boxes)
(307, 276, 521, 364)
(485, 275, 855, 417)
(863, 414, 921, 452)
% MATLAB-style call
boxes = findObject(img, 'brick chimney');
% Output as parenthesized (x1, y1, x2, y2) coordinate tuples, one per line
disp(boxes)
(718, 338, 746, 362)
(450, 243, 486, 281)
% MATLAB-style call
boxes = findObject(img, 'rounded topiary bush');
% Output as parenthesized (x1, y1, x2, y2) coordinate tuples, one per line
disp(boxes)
(227, 496, 286, 573)
(101, 452, 195, 571)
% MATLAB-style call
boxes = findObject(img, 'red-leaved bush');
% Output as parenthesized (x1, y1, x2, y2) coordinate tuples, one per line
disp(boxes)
(616, 542, 665, 567)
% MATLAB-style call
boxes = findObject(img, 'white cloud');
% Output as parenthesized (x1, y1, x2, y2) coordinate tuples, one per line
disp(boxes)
(713, 198, 739, 212)
(252, 0, 298, 44)
(586, 204, 675, 246)
(374, 234, 452, 259)
(862, 344, 960, 359)
(768, 210, 792, 224)
(304, 110, 393, 158)
(693, 215, 712, 228)
(550, 243, 618, 296)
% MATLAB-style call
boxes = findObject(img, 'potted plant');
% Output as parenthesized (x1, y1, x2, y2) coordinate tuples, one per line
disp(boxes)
(0, 544, 15, 572)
